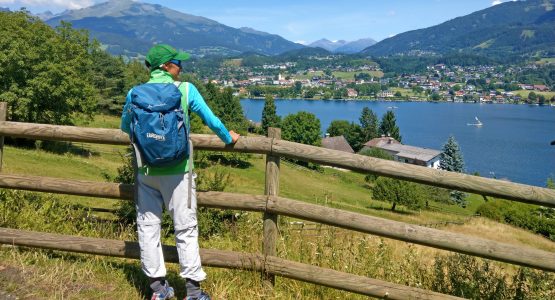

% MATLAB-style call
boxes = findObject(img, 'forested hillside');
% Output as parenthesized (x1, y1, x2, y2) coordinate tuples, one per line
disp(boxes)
(363, 0, 555, 60)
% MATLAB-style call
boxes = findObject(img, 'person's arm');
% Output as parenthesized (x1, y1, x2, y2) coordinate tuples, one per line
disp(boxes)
(120, 90, 133, 134)
(187, 84, 235, 144)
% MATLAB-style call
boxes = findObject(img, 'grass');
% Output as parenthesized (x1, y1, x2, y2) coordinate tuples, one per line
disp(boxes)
(292, 70, 383, 81)
(520, 30, 535, 39)
(0, 114, 554, 298)
(474, 39, 495, 49)
(513, 90, 555, 100)
(535, 58, 555, 65)
(332, 70, 384, 80)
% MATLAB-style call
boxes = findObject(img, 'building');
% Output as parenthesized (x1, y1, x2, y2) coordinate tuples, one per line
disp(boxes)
(377, 90, 394, 98)
(322, 135, 354, 153)
(361, 137, 442, 168)
(346, 88, 358, 98)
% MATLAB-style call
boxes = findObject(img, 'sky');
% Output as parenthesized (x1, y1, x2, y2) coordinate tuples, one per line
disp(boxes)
(0, 0, 514, 43)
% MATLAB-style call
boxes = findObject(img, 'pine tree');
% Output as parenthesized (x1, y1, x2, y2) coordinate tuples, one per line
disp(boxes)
(213, 87, 247, 133)
(261, 95, 281, 135)
(440, 136, 466, 207)
(440, 136, 465, 173)
(359, 107, 379, 142)
(379, 110, 402, 142)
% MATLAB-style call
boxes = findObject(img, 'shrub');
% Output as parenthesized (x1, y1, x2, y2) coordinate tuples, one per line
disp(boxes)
(477, 199, 555, 241)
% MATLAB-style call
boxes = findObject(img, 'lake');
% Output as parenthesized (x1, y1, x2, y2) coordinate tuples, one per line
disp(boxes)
(241, 99, 555, 187)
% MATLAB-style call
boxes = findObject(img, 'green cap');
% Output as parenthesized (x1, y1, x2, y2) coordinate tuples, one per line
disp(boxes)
(145, 44, 190, 71)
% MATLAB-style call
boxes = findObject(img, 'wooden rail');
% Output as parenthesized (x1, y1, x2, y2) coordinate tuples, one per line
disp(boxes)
(0, 227, 463, 300)
(0, 121, 553, 208)
(0, 174, 553, 272)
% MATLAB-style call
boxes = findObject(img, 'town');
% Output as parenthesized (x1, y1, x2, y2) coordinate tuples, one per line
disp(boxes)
(187, 55, 555, 105)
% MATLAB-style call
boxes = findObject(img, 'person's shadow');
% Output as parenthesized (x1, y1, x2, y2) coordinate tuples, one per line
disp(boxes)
(122, 266, 187, 299)
(121, 242, 187, 299)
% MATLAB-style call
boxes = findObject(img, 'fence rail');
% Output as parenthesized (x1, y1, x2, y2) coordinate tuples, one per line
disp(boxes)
(0, 173, 553, 272)
(0, 119, 554, 299)
(0, 121, 553, 208)
(0, 227, 462, 300)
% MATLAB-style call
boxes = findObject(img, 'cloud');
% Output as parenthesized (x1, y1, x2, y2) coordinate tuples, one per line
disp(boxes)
(295, 40, 307, 45)
(0, 0, 96, 10)
(491, 0, 502, 5)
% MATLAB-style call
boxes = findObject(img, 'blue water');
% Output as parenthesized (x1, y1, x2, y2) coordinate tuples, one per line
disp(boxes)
(241, 99, 555, 187)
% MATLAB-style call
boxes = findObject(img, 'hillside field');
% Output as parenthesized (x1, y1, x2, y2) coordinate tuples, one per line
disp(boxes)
(0, 115, 553, 299)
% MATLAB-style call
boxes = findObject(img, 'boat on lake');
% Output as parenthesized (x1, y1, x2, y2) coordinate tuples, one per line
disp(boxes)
(467, 116, 483, 126)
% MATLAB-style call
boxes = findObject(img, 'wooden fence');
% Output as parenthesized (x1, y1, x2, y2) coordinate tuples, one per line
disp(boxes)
(0, 114, 554, 299)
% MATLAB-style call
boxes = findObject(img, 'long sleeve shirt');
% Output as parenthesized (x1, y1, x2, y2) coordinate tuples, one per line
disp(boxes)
(121, 69, 232, 175)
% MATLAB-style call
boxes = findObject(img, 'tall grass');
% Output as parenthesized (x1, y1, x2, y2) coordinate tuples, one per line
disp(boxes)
(0, 117, 554, 299)
(1, 189, 554, 299)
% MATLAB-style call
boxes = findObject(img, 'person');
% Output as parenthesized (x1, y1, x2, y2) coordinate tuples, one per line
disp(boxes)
(121, 44, 240, 300)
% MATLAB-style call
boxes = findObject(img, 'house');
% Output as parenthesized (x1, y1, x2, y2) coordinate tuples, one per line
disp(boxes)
(346, 88, 358, 98)
(378, 90, 394, 98)
(322, 135, 354, 153)
(361, 137, 442, 169)
(534, 85, 549, 92)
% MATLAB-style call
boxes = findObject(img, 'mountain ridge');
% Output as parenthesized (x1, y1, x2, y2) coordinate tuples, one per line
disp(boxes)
(308, 38, 376, 53)
(45, 0, 304, 57)
(362, 0, 555, 59)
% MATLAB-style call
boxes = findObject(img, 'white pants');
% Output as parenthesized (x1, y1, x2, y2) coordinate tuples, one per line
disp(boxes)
(136, 172, 207, 282)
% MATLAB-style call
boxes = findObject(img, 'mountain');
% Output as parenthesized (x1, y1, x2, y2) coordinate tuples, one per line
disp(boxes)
(45, 0, 304, 57)
(362, 0, 555, 59)
(335, 38, 377, 53)
(308, 38, 377, 53)
(308, 39, 348, 52)
(277, 47, 332, 59)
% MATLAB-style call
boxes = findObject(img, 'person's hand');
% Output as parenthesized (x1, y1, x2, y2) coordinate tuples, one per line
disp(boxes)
(229, 130, 240, 144)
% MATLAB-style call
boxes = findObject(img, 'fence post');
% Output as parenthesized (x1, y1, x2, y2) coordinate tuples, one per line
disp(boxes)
(0, 102, 6, 171)
(263, 127, 280, 286)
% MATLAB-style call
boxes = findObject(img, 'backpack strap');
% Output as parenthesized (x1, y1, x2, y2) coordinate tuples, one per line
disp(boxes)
(180, 82, 194, 209)
(174, 81, 193, 209)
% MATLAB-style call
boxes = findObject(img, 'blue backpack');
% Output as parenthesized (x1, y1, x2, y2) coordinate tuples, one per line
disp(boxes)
(130, 82, 189, 167)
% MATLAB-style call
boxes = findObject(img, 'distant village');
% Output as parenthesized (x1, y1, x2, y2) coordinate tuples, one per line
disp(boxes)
(200, 57, 554, 104)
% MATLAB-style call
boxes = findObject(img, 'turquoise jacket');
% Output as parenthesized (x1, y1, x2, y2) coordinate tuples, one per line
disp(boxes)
(121, 70, 232, 175)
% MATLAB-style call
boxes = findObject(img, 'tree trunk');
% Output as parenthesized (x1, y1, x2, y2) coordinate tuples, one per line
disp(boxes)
(391, 202, 397, 211)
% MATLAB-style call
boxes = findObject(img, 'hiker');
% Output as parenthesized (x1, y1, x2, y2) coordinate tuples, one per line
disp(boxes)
(120, 44, 240, 300)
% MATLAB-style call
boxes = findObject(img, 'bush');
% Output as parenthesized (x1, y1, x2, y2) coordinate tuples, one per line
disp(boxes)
(477, 199, 555, 241)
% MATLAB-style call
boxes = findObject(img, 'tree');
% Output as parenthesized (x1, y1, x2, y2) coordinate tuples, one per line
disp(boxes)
(294, 81, 302, 95)
(431, 93, 441, 101)
(379, 111, 402, 142)
(372, 177, 425, 211)
(528, 91, 537, 102)
(347, 123, 364, 152)
(261, 94, 281, 135)
(212, 87, 247, 134)
(0, 12, 98, 125)
(359, 107, 379, 142)
(440, 136, 466, 207)
(281, 111, 321, 146)
(326, 120, 364, 152)
(326, 120, 350, 137)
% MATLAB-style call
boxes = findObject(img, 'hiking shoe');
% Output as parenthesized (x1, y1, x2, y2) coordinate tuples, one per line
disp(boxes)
(184, 291, 211, 300)
(151, 284, 175, 300)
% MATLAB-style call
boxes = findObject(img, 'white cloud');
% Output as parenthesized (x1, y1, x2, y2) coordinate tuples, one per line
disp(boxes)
(0, 0, 96, 10)
(491, 0, 502, 5)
